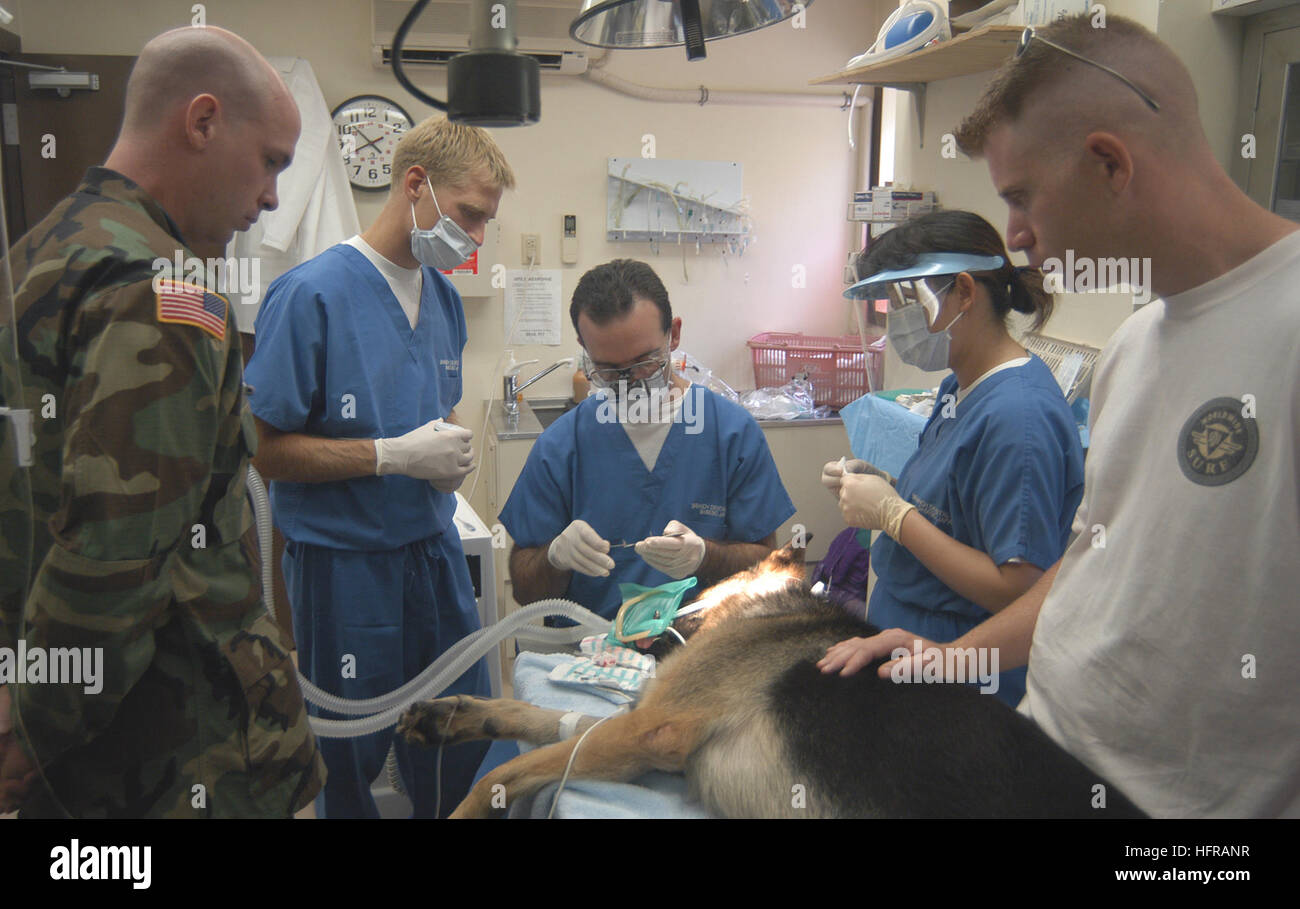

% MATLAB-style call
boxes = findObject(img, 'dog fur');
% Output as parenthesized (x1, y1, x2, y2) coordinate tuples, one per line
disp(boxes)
(398, 544, 1146, 818)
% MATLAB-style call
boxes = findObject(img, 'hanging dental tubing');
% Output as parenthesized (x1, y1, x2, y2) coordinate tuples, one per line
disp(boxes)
(247, 466, 608, 738)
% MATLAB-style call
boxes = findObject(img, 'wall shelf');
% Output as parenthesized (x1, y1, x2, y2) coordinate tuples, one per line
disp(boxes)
(809, 24, 1022, 147)
(810, 24, 1023, 88)
(606, 157, 752, 251)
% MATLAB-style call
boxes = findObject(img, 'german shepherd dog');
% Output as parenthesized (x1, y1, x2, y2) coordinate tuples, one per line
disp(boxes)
(398, 544, 1146, 818)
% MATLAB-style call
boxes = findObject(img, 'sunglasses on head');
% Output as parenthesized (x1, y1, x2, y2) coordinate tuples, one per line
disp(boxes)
(1017, 27, 1160, 113)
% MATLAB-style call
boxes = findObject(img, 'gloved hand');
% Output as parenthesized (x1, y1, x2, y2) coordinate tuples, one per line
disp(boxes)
(547, 519, 616, 578)
(635, 520, 706, 580)
(839, 473, 915, 540)
(821, 457, 895, 498)
(374, 419, 475, 483)
(430, 473, 469, 495)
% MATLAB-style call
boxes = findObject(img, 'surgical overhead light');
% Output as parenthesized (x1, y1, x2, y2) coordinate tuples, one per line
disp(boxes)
(392, 0, 540, 127)
(570, 0, 816, 62)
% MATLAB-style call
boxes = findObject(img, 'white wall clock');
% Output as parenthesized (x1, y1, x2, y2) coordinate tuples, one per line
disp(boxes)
(332, 94, 414, 192)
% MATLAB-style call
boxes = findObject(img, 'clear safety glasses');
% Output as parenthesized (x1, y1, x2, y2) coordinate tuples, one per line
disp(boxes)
(582, 345, 671, 388)
(1017, 27, 1160, 113)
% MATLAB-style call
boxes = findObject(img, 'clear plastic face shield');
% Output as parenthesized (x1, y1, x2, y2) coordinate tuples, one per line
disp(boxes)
(844, 251, 1006, 309)
(844, 252, 1006, 371)
(884, 277, 954, 326)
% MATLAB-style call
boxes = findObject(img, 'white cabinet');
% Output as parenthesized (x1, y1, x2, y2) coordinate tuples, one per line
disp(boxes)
(759, 420, 852, 564)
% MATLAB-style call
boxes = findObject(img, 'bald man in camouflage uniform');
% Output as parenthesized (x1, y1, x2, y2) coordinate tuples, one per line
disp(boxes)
(0, 26, 325, 817)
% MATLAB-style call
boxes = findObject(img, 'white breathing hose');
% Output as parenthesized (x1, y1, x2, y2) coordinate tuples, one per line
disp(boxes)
(246, 466, 608, 738)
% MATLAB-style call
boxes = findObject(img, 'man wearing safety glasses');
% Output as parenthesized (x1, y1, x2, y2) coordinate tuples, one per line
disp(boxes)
(826, 14, 1300, 818)
(499, 259, 795, 619)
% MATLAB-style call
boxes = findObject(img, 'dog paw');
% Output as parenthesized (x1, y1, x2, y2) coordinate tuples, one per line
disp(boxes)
(397, 695, 480, 747)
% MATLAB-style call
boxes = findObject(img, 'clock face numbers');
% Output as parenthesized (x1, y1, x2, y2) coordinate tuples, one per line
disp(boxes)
(333, 96, 413, 191)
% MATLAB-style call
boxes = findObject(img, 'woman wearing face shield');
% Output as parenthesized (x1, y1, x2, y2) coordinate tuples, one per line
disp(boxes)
(816, 210, 1084, 707)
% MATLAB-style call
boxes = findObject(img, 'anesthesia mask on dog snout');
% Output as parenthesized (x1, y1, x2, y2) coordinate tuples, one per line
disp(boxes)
(609, 577, 699, 648)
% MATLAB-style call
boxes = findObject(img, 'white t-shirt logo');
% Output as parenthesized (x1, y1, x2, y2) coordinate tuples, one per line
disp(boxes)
(1177, 397, 1258, 486)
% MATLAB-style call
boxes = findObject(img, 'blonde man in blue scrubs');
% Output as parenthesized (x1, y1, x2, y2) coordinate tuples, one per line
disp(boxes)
(246, 118, 515, 817)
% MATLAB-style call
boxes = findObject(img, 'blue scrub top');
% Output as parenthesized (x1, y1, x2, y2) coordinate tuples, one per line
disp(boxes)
(499, 385, 796, 618)
(869, 355, 1084, 626)
(244, 244, 467, 551)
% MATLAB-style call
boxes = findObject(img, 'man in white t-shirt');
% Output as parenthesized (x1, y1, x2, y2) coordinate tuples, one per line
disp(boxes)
(819, 14, 1299, 817)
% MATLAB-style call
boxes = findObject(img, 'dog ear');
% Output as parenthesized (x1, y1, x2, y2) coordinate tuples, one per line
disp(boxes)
(760, 537, 813, 573)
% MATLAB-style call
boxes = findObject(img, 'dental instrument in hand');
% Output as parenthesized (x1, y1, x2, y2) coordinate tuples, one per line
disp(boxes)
(611, 529, 689, 548)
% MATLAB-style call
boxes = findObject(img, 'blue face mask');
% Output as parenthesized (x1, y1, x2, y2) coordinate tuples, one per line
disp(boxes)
(410, 177, 478, 270)
(889, 280, 962, 372)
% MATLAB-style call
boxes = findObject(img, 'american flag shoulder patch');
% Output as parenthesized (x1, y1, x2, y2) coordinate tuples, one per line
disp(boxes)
(155, 279, 228, 341)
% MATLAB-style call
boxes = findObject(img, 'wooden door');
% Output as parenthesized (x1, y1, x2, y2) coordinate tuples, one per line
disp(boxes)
(2, 52, 135, 240)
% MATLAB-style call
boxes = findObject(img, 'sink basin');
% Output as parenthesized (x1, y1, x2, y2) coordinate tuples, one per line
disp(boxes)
(529, 401, 570, 430)
(490, 396, 576, 440)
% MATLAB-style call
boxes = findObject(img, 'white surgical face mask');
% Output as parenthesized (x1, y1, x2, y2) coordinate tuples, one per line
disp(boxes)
(410, 178, 478, 270)
(888, 280, 962, 372)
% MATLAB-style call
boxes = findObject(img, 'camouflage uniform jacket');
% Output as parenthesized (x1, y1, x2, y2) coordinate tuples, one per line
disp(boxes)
(0, 167, 325, 817)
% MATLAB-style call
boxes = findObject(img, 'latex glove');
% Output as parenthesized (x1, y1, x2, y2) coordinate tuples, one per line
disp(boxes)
(0, 686, 39, 814)
(430, 472, 469, 495)
(839, 473, 915, 540)
(635, 520, 706, 580)
(374, 419, 475, 482)
(820, 457, 895, 498)
(548, 519, 616, 578)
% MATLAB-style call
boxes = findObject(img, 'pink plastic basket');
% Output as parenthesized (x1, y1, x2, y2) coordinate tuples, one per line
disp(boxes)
(747, 332, 885, 409)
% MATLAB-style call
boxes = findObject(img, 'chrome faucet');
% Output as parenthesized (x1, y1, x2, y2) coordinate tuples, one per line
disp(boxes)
(503, 355, 574, 417)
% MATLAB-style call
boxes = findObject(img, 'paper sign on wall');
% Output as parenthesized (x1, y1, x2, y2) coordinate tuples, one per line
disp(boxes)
(506, 269, 562, 345)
